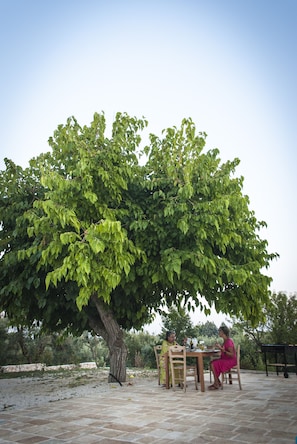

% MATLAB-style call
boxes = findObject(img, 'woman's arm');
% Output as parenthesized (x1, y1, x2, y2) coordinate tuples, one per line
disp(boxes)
(160, 340, 168, 357)
(221, 339, 235, 357)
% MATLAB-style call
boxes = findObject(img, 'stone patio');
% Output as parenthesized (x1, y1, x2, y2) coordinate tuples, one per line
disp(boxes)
(0, 370, 296, 443)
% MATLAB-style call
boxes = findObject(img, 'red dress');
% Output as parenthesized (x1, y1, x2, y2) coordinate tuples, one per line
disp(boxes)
(212, 338, 237, 378)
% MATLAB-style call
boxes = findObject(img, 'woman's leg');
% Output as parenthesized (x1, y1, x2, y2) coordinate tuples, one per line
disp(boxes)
(209, 361, 221, 388)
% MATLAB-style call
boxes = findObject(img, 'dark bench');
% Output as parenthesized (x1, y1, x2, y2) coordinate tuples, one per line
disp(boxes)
(261, 344, 297, 378)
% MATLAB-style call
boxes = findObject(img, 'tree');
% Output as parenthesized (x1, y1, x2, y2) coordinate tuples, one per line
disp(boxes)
(124, 331, 156, 368)
(0, 317, 11, 365)
(266, 292, 297, 344)
(233, 292, 297, 346)
(230, 292, 297, 371)
(196, 321, 219, 338)
(0, 112, 278, 381)
(160, 306, 197, 343)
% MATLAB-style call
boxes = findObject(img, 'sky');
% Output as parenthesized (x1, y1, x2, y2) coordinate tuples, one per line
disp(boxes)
(1, 0, 296, 333)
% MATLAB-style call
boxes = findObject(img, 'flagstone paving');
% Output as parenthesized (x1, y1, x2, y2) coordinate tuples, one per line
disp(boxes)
(0, 371, 296, 443)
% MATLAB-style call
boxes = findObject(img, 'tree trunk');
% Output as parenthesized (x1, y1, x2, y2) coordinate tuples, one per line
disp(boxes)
(17, 326, 31, 363)
(89, 294, 128, 383)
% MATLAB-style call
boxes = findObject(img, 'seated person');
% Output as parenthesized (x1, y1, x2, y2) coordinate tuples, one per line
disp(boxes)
(209, 325, 237, 390)
(159, 330, 177, 387)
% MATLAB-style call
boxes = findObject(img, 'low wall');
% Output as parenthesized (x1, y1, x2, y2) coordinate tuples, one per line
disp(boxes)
(0, 361, 97, 373)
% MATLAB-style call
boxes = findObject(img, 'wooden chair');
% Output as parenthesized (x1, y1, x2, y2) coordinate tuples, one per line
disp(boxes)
(221, 344, 242, 390)
(168, 345, 198, 392)
(154, 345, 162, 385)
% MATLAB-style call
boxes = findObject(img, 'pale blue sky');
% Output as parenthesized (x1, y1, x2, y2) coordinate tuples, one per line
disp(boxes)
(1, 0, 296, 329)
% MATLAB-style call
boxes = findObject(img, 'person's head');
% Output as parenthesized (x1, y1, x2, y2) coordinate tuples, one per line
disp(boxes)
(218, 325, 230, 338)
(166, 331, 176, 343)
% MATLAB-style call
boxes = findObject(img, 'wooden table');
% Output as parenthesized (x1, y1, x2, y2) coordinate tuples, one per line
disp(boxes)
(165, 349, 220, 392)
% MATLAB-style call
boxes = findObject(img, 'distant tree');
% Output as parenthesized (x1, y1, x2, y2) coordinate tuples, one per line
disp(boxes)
(160, 306, 197, 343)
(267, 292, 297, 344)
(124, 331, 156, 368)
(0, 113, 278, 382)
(233, 292, 297, 346)
(232, 318, 268, 348)
(0, 318, 52, 365)
(0, 317, 10, 365)
(229, 292, 297, 370)
(196, 321, 218, 337)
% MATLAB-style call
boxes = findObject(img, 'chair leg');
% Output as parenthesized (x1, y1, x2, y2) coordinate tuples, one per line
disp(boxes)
(179, 369, 186, 392)
(221, 372, 230, 389)
(171, 367, 176, 390)
(182, 372, 187, 392)
(238, 372, 242, 390)
(209, 361, 214, 382)
(222, 370, 242, 390)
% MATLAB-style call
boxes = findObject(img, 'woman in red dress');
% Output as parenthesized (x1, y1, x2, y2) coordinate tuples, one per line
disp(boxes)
(209, 325, 237, 390)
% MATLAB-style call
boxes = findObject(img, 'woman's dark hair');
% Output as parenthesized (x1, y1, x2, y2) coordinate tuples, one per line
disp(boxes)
(166, 331, 175, 340)
(219, 325, 230, 337)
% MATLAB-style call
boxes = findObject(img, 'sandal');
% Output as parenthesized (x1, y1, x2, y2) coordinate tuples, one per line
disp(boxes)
(208, 384, 219, 390)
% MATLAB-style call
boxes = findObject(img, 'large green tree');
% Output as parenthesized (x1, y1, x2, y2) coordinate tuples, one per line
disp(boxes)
(0, 112, 278, 381)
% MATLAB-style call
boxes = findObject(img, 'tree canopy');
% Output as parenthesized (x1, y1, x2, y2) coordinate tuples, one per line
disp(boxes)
(0, 112, 278, 380)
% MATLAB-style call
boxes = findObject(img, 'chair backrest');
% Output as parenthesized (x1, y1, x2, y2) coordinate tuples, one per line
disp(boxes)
(154, 345, 162, 369)
(168, 345, 198, 391)
(168, 345, 187, 388)
(236, 344, 241, 367)
(168, 344, 186, 361)
(222, 343, 242, 390)
(154, 345, 162, 385)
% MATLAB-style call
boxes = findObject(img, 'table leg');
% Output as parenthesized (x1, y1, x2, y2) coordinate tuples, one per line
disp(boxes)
(198, 354, 205, 392)
(264, 351, 268, 376)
